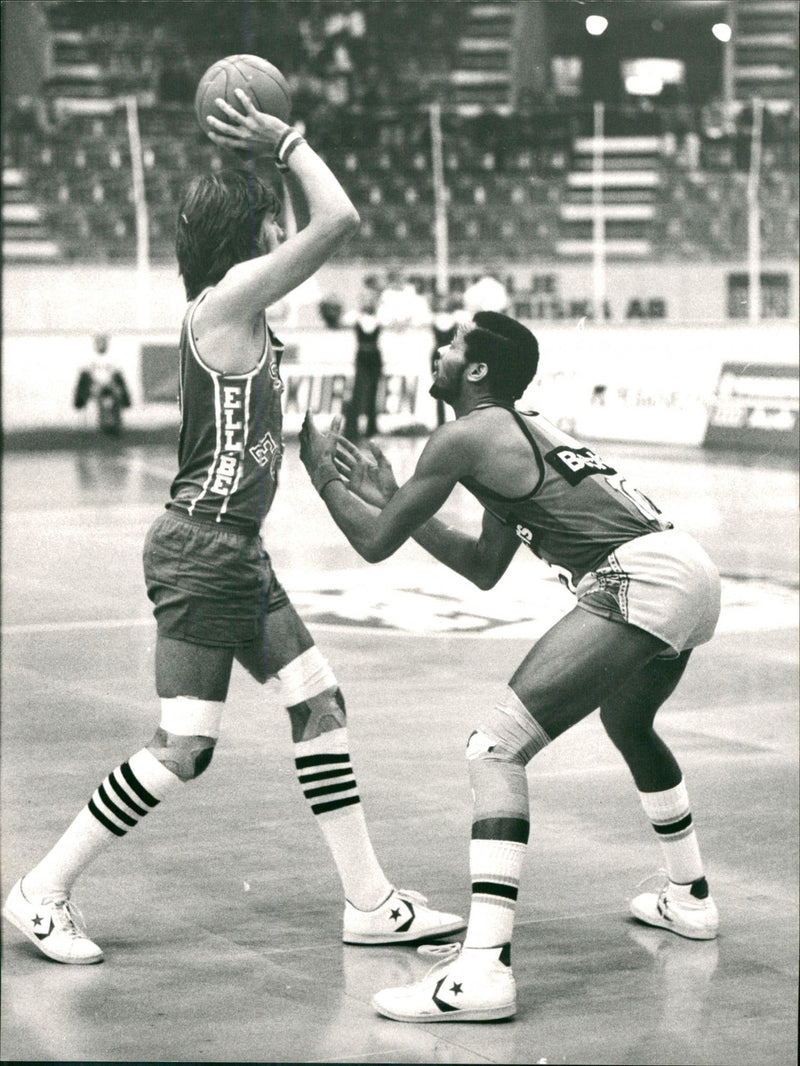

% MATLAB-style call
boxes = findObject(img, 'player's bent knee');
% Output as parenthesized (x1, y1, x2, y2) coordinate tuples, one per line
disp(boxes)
(287, 687, 346, 743)
(278, 647, 345, 743)
(466, 686, 551, 767)
(147, 728, 217, 781)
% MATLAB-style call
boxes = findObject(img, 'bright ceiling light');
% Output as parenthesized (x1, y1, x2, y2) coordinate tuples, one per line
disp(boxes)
(586, 15, 609, 36)
(712, 22, 732, 42)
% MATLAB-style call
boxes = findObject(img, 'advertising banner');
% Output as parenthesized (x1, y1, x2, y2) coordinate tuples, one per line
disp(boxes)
(3, 327, 798, 451)
(704, 362, 799, 453)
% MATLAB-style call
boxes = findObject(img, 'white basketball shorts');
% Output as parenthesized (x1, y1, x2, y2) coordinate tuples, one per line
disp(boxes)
(575, 530, 721, 656)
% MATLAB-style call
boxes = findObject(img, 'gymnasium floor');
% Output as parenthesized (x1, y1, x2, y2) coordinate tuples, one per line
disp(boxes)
(1, 434, 797, 1065)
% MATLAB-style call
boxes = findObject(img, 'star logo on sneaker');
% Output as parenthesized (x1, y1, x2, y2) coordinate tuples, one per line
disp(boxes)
(392, 899, 415, 933)
(450, 981, 463, 995)
(33, 917, 55, 940)
(432, 975, 460, 1013)
(32, 913, 43, 927)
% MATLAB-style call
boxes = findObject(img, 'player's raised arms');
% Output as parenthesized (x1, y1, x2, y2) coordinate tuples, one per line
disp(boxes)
(198, 89, 359, 350)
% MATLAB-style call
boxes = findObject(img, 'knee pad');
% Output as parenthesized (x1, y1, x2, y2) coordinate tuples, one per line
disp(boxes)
(148, 727, 216, 781)
(466, 686, 551, 767)
(153, 697, 224, 781)
(466, 687, 550, 836)
(278, 647, 345, 743)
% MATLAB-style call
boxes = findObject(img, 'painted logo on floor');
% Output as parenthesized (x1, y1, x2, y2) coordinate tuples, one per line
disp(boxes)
(284, 567, 798, 638)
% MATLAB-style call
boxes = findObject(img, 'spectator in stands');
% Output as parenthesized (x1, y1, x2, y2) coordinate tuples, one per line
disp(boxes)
(73, 334, 131, 436)
(463, 269, 510, 315)
(344, 298, 383, 440)
(376, 270, 427, 328)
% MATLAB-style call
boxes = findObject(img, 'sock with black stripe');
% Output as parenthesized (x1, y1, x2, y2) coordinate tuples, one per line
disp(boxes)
(23, 748, 182, 897)
(464, 837, 527, 953)
(294, 728, 392, 911)
(638, 778, 706, 886)
(463, 756, 531, 959)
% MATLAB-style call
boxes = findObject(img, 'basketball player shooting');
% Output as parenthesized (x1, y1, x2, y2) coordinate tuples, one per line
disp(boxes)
(3, 86, 464, 965)
(300, 312, 722, 1022)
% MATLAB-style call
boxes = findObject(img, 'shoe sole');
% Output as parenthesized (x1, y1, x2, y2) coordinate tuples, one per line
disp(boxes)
(629, 906, 718, 941)
(373, 999, 516, 1023)
(343, 918, 467, 945)
(2, 904, 104, 964)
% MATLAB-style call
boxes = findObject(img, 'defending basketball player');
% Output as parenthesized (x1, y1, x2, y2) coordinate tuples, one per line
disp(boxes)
(3, 90, 464, 964)
(299, 312, 722, 1022)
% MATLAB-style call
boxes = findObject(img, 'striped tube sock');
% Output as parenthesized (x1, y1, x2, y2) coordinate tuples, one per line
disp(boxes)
(295, 728, 391, 911)
(638, 778, 705, 885)
(24, 749, 182, 897)
(464, 838, 528, 951)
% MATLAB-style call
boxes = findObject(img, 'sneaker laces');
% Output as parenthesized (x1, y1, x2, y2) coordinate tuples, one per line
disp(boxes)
(395, 889, 429, 907)
(44, 897, 91, 939)
(634, 868, 669, 894)
(417, 941, 461, 961)
(413, 941, 462, 983)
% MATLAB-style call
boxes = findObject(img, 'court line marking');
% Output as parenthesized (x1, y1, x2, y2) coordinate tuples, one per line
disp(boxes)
(3, 616, 797, 638)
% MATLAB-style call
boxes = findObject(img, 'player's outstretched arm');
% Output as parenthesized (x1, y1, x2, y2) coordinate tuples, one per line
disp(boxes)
(203, 89, 359, 321)
(301, 414, 462, 562)
(301, 415, 519, 586)
(331, 430, 520, 587)
(411, 509, 520, 590)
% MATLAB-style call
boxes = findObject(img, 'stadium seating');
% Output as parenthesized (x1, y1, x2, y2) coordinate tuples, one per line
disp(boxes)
(3, 0, 797, 266)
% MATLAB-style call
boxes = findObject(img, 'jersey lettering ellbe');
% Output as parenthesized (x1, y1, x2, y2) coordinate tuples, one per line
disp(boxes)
(169, 292, 285, 530)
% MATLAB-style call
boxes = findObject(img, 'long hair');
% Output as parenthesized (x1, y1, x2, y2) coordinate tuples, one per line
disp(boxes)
(175, 169, 280, 300)
(464, 311, 539, 402)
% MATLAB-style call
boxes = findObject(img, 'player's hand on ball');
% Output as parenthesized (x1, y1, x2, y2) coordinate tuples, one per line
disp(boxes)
(205, 88, 289, 154)
(300, 412, 344, 495)
(334, 436, 398, 508)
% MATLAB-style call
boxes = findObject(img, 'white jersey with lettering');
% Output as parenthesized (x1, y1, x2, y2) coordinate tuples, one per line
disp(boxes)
(460, 403, 672, 589)
(168, 290, 285, 531)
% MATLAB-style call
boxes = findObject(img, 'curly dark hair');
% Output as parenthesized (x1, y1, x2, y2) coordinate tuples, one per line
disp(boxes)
(464, 311, 539, 401)
(175, 169, 280, 300)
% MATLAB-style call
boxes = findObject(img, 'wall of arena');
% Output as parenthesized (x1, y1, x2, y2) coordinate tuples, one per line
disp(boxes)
(5, 260, 799, 334)
(4, 261, 798, 452)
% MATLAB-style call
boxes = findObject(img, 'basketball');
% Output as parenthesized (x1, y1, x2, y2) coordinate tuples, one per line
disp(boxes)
(194, 54, 292, 133)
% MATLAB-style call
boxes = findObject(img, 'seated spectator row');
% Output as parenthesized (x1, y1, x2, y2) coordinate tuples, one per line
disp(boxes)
(4, 98, 797, 264)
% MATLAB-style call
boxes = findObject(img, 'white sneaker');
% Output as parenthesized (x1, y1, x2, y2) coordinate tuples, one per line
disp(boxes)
(630, 878, 719, 940)
(343, 888, 465, 945)
(373, 942, 516, 1022)
(3, 878, 104, 964)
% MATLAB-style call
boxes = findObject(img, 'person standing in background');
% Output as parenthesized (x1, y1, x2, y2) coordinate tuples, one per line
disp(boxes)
(73, 334, 132, 436)
(344, 299, 383, 440)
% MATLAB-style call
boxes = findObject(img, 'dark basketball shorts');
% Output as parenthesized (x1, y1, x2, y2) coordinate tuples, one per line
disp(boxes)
(143, 509, 289, 647)
(575, 529, 721, 656)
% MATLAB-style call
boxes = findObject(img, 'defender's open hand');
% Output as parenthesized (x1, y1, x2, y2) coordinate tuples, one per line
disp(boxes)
(300, 412, 344, 495)
(333, 436, 399, 509)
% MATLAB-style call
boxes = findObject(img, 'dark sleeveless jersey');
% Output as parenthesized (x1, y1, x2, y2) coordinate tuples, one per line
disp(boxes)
(460, 404, 672, 588)
(168, 292, 285, 532)
(355, 317, 382, 366)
